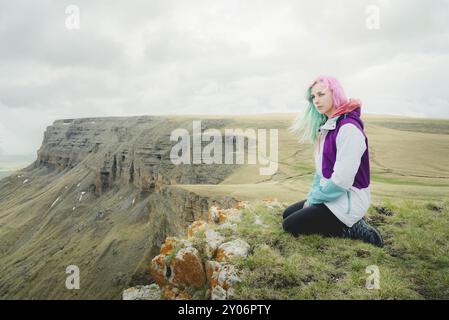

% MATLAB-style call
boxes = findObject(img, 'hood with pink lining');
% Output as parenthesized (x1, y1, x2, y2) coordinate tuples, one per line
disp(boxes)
(329, 98, 362, 118)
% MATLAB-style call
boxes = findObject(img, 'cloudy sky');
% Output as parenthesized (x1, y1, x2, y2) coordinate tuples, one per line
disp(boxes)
(0, 0, 448, 157)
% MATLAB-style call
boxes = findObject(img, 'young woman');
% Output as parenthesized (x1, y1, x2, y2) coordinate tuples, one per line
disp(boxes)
(284, 75, 383, 247)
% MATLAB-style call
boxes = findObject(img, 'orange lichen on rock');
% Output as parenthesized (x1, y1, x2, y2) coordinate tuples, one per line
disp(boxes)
(205, 261, 241, 300)
(208, 205, 220, 223)
(149, 202, 251, 300)
(162, 285, 178, 300)
(235, 201, 249, 210)
(215, 239, 250, 262)
(150, 254, 169, 287)
(205, 260, 222, 287)
(208, 205, 227, 224)
(169, 247, 206, 288)
(187, 220, 207, 238)
(205, 229, 224, 259)
(160, 237, 180, 255)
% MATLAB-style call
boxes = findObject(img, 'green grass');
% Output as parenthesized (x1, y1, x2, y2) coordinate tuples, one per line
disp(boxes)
(370, 121, 449, 135)
(371, 174, 449, 187)
(223, 199, 449, 299)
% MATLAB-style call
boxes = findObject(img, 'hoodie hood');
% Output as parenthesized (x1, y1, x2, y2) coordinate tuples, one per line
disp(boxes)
(329, 98, 362, 118)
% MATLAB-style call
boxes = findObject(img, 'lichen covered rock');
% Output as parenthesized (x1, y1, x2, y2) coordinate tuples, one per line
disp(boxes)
(208, 205, 227, 224)
(169, 246, 206, 288)
(149, 202, 251, 300)
(216, 239, 250, 262)
(205, 229, 225, 259)
(149, 254, 169, 287)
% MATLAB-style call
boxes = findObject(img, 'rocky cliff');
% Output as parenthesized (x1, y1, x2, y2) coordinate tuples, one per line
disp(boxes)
(36, 116, 240, 192)
(0, 115, 247, 299)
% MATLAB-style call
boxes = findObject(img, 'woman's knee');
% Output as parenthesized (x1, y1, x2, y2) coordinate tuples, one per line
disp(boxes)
(282, 200, 306, 220)
(282, 205, 321, 236)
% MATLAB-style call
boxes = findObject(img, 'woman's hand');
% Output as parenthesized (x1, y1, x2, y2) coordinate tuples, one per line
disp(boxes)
(304, 201, 309, 208)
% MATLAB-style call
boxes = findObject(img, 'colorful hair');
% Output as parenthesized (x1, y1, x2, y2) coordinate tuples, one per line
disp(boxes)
(289, 75, 348, 144)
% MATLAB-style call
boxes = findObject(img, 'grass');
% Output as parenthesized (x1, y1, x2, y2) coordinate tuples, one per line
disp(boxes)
(180, 115, 449, 203)
(371, 174, 449, 187)
(223, 199, 449, 300)
(369, 120, 449, 135)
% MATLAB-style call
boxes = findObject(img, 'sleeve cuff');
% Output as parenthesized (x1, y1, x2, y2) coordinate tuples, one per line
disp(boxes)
(307, 179, 347, 204)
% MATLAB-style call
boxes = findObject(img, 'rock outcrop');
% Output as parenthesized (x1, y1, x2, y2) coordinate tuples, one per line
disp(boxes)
(147, 201, 251, 300)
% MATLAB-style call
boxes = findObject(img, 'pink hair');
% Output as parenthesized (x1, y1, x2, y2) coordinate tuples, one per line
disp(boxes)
(308, 75, 348, 109)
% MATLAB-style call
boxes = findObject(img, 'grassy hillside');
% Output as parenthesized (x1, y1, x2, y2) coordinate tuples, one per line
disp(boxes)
(179, 113, 449, 202)
(225, 200, 449, 299)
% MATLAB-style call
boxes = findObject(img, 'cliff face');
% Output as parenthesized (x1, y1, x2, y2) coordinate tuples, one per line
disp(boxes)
(35, 116, 239, 193)
(0, 115, 242, 299)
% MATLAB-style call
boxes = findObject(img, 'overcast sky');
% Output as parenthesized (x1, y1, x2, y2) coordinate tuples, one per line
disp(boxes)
(0, 0, 448, 157)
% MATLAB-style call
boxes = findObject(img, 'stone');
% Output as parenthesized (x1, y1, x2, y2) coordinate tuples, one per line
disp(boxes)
(216, 239, 250, 262)
(208, 205, 226, 224)
(205, 260, 223, 286)
(207, 261, 241, 290)
(205, 260, 242, 300)
(216, 264, 241, 290)
(169, 247, 206, 288)
(149, 254, 169, 287)
(162, 285, 179, 300)
(205, 230, 225, 259)
(235, 201, 249, 209)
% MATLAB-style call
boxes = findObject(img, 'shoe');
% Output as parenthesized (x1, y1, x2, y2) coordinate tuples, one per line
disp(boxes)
(342, 218, 384, 248)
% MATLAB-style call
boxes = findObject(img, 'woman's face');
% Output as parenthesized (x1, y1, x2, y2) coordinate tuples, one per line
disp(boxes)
(311, 82, 334, 116)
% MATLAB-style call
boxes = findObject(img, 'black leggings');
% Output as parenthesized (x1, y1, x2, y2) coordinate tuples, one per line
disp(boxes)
(282, 199, 346, 237)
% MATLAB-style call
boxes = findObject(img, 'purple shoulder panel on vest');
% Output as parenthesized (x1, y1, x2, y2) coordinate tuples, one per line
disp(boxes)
(321, 112, 370, 189)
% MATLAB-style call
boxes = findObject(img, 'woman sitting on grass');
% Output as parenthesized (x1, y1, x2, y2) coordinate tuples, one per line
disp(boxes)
(284, 75, 383, 247)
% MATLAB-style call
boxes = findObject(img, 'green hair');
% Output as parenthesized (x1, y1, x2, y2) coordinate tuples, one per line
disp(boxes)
(289, 86, 327, 144)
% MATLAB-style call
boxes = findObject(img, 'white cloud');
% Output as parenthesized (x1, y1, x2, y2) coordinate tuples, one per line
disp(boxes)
(0, 0, 448, 156)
